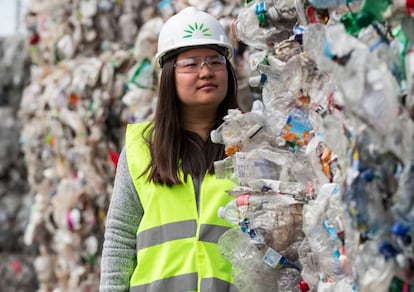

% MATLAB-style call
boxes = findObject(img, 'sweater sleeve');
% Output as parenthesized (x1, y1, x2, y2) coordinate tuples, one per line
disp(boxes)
(99, 147, 143, 292)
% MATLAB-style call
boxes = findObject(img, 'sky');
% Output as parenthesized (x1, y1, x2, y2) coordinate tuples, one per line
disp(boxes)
(0, 0, 29, 37)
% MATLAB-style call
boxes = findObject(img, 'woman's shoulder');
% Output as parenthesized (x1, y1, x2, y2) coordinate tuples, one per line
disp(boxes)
(127, 120, 153, 131)
(126, 121, 153, 138)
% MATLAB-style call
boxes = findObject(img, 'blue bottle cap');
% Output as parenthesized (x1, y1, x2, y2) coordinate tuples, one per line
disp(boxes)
(391, 223, 409, 237)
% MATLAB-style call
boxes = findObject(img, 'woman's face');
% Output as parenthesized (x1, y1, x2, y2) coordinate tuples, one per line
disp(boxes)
(174, 48, 228, 111)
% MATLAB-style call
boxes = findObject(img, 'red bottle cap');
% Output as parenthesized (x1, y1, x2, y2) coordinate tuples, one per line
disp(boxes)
(298, 280, 310, 292)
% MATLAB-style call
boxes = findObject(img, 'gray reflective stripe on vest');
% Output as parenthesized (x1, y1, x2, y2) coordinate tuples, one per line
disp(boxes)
(130, 274, 238, 292)
(130, 273, 197, 292)
(137, 221, 231, 251)
(137, 220, 196, 251)
(199, 224, 230, 243)
(201, 278, 239, 292)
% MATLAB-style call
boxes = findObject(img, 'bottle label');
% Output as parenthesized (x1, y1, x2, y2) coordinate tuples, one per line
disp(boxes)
(280, 109, 312, 150)
(263, 247, 282, 268)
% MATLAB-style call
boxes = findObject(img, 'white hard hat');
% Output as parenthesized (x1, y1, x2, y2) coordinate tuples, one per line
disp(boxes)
(154, 6, 234, 67)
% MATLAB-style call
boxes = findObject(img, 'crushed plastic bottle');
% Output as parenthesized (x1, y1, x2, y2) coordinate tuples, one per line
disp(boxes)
(308, 0, 359, 9)
(319, 24, 400, 136)
(383, 0, 414, 19)
(405, 49, 414, 118)
(301, 183, 350, 280)
(340, 0, 391, 36)
(231, 0, 295, 50)
(392, 164, 414, 230)
(219, 193, 303, 253)
(231, 1, 270, 50)
(214, 156, 239, 184)
(217, 227, 247, 262)
(218, 193, 286, 222)
(213, 138, 297, 187)
(210, 100, 275, 155)
(306, 134, 341, 184)
(353, 240, 396, 291)
(218, 227, 302, 291)
(233, 148, 293, 185)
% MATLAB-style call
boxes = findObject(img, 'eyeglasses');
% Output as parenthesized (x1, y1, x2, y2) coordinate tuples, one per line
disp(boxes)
(174, 55, 227, 73)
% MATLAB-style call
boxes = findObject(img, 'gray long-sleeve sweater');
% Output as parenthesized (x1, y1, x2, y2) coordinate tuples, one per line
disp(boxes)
(99, 147, 143, 292)
(99, 147, 202, 291)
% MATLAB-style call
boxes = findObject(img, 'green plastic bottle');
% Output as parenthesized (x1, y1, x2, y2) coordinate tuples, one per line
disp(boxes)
(340, 0, 392, 36)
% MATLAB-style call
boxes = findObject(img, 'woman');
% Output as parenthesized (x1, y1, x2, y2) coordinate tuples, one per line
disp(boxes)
(100, 6, 239, 292)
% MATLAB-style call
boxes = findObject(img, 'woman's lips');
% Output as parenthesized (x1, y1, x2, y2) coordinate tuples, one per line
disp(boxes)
(198, 82, 217, 90)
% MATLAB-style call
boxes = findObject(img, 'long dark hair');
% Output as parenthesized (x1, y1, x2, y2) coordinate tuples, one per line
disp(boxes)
(141, 55, 239, 186)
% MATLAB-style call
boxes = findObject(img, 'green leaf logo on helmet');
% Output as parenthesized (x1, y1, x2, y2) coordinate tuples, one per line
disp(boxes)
(183, 22, 212, 38)
(155, 7, 233, 67)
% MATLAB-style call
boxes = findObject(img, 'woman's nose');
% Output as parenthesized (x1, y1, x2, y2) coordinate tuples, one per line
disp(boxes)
(198, 62, 214, 77)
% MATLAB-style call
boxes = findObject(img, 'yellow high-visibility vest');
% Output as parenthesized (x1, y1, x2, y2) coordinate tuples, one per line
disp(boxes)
(126, 122, 238, 292)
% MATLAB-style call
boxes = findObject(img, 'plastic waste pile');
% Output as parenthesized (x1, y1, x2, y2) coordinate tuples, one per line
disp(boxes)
(17, 0, 245, 291)
(0, 35, 38, 291)
(212, 0, 414, 291)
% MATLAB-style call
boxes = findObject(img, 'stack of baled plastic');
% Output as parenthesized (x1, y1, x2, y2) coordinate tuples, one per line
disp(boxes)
(18, 0, 245, 291)
(0, 35, 38, 290)
(212, 0, 414, 291)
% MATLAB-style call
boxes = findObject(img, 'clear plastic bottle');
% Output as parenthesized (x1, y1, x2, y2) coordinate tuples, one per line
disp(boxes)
(218, 193, 299, 232)
(405, 49, 414, 118)
(308, 0, 358, 9)
(211, 100, 275, 155)
(236, 148, 293, 185)
(214, 156, 239, 184)
(232, 0, 298, 49)
(383, 0, 414, 19)
(265, 0, 298, 30)
(157, 0, 174, 20)
(231, 235, 281, 292)
(353, 240, 395, 291)
(218, 193, 267, 225)
(219, 228, 300, 292)
(393, 164, 414, 229)
(323, 24, 400, 137)
(231, 1, 273, 50)
(217, 227, 246, 262)
(127, 58, 154, 89)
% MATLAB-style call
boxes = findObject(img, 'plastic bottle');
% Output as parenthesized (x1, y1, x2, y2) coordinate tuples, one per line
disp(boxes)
(405, 49, 414, 118)
(353, 240, 395, 291)
(388, 277, 414, 292)
(263, 246, 295, 269)
(383, 0, 414, 19)
(393, 164, 414, 227)
(211, 100, 275, 155)
(308, 0, 358, 9)
(157, 0, 175, 20)
(390, 223, 413, 271)
(231, 1, 274, 50)
(217, 227, 246, 262)
(218, 193, 267, 225)
(266, 0, 298, 29)
(322, 24, 400, 137)
(127, 58, 154, 89)
(340, 0, 391, 36)
(214, 156, 238, 184)
(218, 194, 301, 249)
(262, 90, 295, 137)
(231, 235, 282, 292)
(220, 229, 301, 291)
